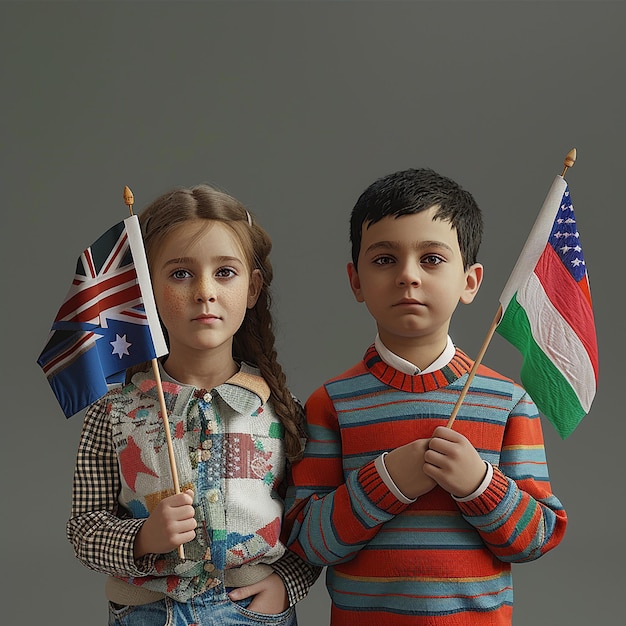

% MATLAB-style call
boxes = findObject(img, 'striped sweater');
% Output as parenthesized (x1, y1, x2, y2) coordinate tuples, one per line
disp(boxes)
(284, 345, 567, 625)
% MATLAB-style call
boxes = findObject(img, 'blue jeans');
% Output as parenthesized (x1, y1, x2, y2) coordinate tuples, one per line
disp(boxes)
(108, 587, 297, 626)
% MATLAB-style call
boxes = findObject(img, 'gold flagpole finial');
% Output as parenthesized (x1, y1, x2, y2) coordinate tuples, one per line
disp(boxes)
(562, 148, 577, 177)
(123, 186, 135, 215)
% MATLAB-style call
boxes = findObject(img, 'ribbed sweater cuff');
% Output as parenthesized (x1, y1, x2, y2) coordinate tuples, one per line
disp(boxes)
(358, 459, 411, 516)
(455, 466, 511, 517)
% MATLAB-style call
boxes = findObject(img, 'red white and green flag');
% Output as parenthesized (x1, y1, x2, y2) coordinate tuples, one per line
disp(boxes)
(496, 175, 598, 438)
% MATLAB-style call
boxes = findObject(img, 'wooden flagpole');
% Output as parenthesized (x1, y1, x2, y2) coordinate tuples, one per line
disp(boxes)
(445, 307, 502, 428)
(124, 186, 186, 560)
(445, 148, 577, 429)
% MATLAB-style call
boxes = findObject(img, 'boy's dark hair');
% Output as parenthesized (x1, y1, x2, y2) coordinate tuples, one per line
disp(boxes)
(350, 168, 483, 269)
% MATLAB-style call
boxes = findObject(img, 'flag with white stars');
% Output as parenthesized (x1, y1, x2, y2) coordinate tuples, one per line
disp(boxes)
(496, 175, 598, 438)
(37, 215, 168, 417)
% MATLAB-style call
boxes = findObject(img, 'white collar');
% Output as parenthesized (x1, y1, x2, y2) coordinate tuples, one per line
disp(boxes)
(374, 334, 455, 375)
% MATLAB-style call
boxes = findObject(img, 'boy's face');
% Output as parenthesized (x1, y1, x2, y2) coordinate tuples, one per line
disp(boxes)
(347, 208, 482, 356)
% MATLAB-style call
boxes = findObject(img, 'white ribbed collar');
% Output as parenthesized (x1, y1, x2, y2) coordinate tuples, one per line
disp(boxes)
(374, 334, 455, 375)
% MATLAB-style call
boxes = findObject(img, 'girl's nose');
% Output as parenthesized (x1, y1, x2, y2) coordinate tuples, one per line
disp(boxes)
(195, 278, 217, 303)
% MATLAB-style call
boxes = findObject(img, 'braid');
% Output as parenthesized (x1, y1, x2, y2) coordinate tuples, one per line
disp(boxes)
(256, 302, 306, 463)
(233, 219, 306, 462)
(234, 268, 306, 463)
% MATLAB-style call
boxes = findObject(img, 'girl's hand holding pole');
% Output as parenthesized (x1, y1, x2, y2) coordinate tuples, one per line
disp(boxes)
(133, 489, 197, 559)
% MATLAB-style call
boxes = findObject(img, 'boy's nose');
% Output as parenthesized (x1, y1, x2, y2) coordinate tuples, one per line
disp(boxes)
(396, 262, 421, 287)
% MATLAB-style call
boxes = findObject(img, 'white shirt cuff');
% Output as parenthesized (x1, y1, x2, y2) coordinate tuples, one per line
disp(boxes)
(452, 461, 493, 502)
(375, 452, 417, 504)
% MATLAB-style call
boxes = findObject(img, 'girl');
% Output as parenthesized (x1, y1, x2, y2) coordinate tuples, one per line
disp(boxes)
(67, 184, 318, 625)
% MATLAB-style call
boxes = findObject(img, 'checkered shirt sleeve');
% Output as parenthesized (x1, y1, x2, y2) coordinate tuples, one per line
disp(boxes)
(66, 397, 157, 577)
(271, 549, 322, 606)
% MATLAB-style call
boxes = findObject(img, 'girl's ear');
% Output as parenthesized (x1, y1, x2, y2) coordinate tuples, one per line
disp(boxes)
(347, 262, 365, 303)
(460, 263, 483, 304)
(247, 269, 263, 308)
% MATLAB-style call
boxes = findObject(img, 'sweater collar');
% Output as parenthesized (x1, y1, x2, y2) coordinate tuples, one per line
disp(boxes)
(363, 343, 473, 392)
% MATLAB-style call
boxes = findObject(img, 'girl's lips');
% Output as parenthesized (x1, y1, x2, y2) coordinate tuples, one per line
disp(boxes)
(193, 314, 220, 322)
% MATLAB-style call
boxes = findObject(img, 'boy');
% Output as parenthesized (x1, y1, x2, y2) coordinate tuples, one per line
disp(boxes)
(284, 169, 567, 625)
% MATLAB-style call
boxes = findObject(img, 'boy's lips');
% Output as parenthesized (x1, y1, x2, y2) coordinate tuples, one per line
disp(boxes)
(394, 298, 424, 306)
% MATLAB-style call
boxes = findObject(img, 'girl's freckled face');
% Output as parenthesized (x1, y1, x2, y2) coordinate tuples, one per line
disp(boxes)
(160, 286, 186, 314)
(150, 219, 256, 357)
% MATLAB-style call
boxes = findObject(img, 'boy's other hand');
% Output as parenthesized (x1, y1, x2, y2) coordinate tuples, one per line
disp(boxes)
(384, 439, 437, 500)
(424, 427, 487, 498)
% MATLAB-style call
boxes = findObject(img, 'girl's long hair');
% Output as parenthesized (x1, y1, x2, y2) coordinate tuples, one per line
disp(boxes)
(127, 184, 305, 462)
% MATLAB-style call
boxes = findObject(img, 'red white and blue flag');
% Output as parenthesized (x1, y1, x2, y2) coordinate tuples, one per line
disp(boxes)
(37, 215, 168, 417)
(496, 176, 598, 438)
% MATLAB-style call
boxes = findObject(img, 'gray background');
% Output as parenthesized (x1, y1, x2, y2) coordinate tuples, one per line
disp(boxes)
(2, 1, 624, 624)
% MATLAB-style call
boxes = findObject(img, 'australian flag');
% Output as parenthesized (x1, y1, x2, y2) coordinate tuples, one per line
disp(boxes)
(37, 215, 168, 417)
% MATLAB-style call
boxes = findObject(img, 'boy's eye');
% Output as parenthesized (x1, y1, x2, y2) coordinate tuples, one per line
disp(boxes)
(373, 255, 395, 266)
(422, 255, 444, 266)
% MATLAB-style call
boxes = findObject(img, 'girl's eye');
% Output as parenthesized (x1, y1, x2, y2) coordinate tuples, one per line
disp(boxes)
(373, 255, 395, 266)
(171, 268, 192, 280)
(216, 267, 237, 279)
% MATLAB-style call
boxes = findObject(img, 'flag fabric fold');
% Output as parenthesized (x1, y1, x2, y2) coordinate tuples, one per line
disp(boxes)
(496, 175, 598, 438)
(37, 215, 168, 417)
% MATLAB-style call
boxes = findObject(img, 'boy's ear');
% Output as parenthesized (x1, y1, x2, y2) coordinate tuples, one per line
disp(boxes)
(247, 269, 263, 308)
(347, 262, 365, 303)
(460, 263, 484, 304)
